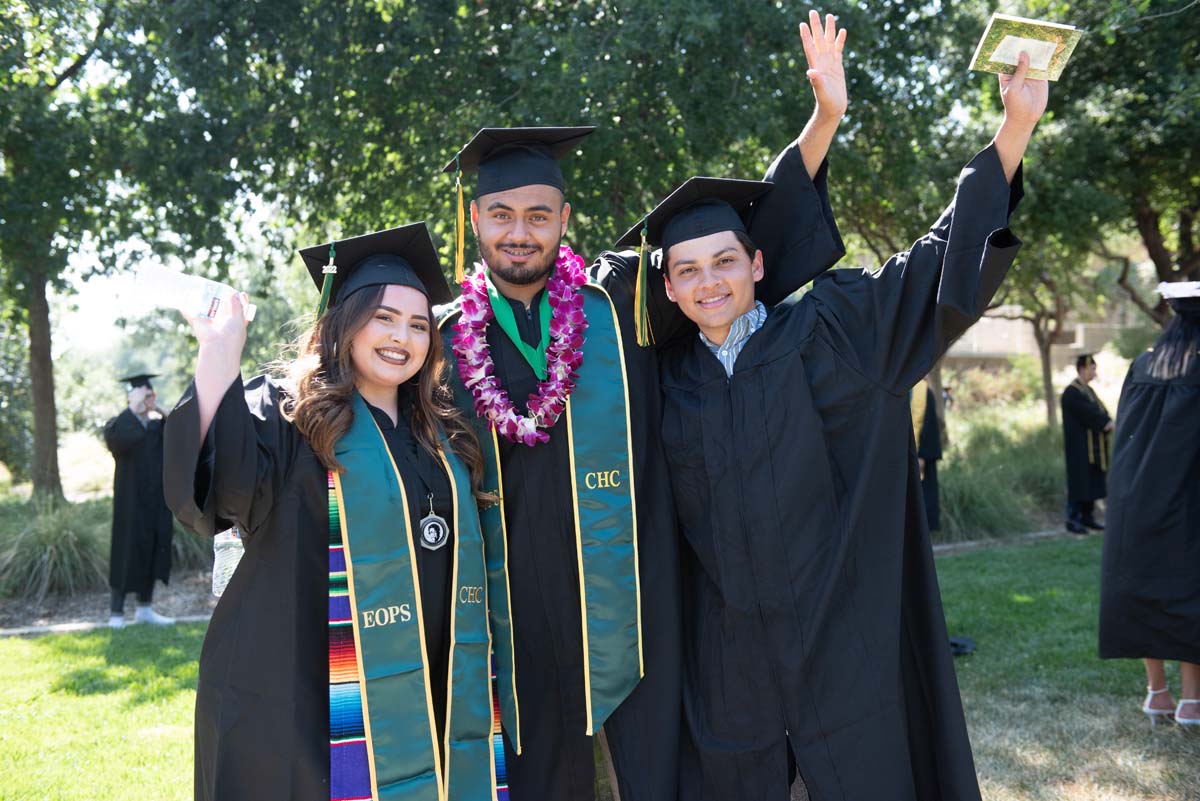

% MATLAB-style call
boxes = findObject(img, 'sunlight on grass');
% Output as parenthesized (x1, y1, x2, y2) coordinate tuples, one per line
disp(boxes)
(0, 624, 204, 801)
(1, 539, 1197, 800)
(941, 537, 1200, 800)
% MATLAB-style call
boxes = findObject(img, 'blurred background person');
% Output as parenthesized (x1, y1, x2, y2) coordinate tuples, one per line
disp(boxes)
(103, 372, 176, 628)
(1060, 354, 1112, 534)
(911, 377, 944, 532)
(1100, 282, 1200, 728)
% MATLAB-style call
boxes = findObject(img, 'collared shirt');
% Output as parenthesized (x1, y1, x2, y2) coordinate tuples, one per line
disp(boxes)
(700, 301, 768, 377)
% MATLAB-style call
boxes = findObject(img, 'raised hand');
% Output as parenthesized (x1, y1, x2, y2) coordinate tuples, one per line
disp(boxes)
(999, 51, 1049, 131)
(799, 10, 848, 120)
(992, 51, 1049, 182)
(184, 291, 251, 360)
(128, 386, 150, 416)
(186, 292, 251, 443)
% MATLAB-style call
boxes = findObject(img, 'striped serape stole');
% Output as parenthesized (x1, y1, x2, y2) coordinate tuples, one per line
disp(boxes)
(328, 471, 372, 801)
(491, 653, 509, 800)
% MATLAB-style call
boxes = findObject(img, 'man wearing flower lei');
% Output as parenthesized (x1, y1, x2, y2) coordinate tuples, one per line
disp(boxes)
(436, 20, 847, 800)
(613, 16, 1048, 801)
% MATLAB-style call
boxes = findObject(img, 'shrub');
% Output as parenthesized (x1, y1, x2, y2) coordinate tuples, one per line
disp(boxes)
(0, 498, 110, 603)
(935, 401, 1063, 542)
(1112, 322, 1161, 360)
(172, 523, 214, 571)
(945, 359, 1040, 408)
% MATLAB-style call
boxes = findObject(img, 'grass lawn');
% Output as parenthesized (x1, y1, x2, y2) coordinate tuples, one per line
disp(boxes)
(941, 536, 1200, 800)
(0, 623, 204, 800)
(1, 537, 1196, 800)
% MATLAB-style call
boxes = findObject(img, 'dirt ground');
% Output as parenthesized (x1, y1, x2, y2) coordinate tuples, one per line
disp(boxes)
(0, 569, 217, 630)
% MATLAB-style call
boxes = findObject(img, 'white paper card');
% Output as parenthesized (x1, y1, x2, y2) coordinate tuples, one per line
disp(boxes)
(990, 36, 1058, 70)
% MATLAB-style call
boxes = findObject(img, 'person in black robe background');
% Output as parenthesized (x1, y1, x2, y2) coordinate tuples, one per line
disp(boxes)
(1099, 284, 1200, 727)
(628, 43, 1045, 801)
(913, 379, 944, 532)
(162, 225, 489, 801)
(104, 373, 175, 628)
(1060, 353, 1112, 533)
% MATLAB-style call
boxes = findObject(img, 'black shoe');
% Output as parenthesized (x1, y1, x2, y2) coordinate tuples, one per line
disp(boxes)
(1082, 518, 1105, 531)
(1065, 520, 1087, 535)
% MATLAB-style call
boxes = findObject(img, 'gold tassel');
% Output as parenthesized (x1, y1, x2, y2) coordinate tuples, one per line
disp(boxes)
(454, 158, 466, 284)
(634, 221, 654, 347)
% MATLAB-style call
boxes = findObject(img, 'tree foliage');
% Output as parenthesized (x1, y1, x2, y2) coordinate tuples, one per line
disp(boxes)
(1028, 0, 1200, 323)
(4, 0, 1198, 484)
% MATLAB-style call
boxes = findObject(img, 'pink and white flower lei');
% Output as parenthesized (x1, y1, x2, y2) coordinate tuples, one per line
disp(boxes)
(451, 245, 588, 446)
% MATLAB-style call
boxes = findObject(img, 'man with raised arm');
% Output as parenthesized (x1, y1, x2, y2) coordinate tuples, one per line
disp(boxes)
(437, 13, 849, 799)
(614, 41, 1047, 801)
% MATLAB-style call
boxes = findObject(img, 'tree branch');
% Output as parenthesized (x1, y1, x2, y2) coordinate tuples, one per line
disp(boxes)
(1111, 0, 1200, 30)
(851, 218, 889, 265)
(49, 0, 116, 92)
(1132, 191, 1177, 281)
(1099, 244, 1171, 327)
(1179, 204, 1199, 277)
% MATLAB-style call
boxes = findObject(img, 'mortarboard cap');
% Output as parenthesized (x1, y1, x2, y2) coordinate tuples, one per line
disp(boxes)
(119, 373, 158, 390)
(1158, 280, 1200, 314)
(297, 222, 452, 313)
(614, 177, 773, 348)
(443, 126, 594, 285)
(615, 177, 772, 254)
(444, 126, 595, 197)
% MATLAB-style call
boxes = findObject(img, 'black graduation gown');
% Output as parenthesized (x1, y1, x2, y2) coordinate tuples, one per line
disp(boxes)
(103, 408, 174, 594)
(1099, 349, 1200, 663)
(659, 144, 1022, 801)
(1060, 380, 1110, 503)
(474, 140, 843, 801)
(479, 284, 683, 801)
(916, 386, 943, 532)
(162, 376, 454, 801)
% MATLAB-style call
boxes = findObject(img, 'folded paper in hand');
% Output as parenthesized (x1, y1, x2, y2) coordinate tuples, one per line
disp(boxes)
(970, 13, 1084, 82)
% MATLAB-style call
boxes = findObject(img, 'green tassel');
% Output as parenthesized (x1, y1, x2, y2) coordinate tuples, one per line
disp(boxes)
(317, 241, 337, 316)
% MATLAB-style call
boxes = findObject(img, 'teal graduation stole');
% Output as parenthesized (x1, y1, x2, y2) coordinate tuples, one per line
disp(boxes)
(331, 393, 496, 801)
(441, 283, 644, 750)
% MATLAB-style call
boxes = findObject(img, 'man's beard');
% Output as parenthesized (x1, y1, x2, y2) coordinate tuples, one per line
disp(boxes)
(480, 238, 560, 286)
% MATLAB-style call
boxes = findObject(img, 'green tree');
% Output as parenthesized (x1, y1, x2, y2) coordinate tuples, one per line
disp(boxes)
(1029, 0, 1200, 324)
(1, 1, 255, 498)
(153, 0, 997, 260)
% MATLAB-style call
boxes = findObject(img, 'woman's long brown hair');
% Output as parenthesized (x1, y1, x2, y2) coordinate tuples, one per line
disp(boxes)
(281, 285, 492, 504)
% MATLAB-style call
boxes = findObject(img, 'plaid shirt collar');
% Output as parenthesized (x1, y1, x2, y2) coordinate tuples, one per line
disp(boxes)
(700, 301, 768, 377)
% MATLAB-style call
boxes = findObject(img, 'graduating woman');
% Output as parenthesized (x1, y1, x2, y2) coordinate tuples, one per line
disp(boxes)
(164, 223, 499, 801)
(1100, 281, 1200, 728)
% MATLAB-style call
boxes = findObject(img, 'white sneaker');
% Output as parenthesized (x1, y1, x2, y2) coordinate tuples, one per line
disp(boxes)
(134, 606, 175, 625)
(108, 615, 126, 629)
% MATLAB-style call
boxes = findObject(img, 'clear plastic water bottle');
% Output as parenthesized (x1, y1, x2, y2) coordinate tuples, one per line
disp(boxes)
(212, 527, 245, 597)
(135, 265, 257, 321)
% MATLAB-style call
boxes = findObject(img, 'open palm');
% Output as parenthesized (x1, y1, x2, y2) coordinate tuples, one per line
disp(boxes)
(799, 10, 848, 118)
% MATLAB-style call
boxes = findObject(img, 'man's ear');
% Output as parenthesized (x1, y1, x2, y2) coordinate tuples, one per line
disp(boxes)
(470, 199, 480, 236)
(751, 249, 765, 283)
(663, 273, 677, 303)
(560, 201, 571, 238)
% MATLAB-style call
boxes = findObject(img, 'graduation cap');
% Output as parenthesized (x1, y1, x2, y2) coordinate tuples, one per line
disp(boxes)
(614, 177, 773, 347)
(443, 126, 595, 282)
(297, 222, 452, 316)
(119, 373, 158, 391)
(1158, 281, 1200, 314)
